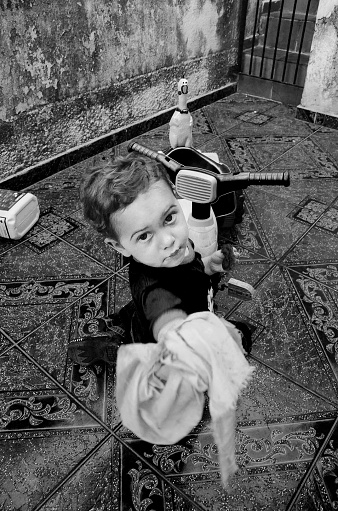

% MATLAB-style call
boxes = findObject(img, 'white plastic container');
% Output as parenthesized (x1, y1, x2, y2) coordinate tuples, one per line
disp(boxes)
(179, 198, 218, 258)
(0, 189, 40, 240)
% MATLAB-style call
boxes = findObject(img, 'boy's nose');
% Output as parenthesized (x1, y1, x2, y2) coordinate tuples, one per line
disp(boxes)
(161, 231, 175, 249)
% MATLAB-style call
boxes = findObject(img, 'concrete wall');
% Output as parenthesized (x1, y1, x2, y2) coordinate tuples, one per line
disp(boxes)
(0, 0, 243, 183)
(300, 0, 338, 116)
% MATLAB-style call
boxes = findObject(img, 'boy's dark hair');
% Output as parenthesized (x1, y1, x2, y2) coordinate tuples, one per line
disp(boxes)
(80, 152, 172, 239)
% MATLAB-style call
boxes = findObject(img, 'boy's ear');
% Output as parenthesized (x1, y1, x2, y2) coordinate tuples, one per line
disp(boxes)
(104, 237, 131, 257)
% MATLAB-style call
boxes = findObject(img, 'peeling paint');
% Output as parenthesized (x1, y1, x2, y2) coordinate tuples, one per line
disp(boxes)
(0, 0, 240, 181)
(1, 0, 234, 121)
(82, 31, 96, 56)
(301, 4, 338, 116)
(317, 0, 337, 19)
(178, 0, 224, 56)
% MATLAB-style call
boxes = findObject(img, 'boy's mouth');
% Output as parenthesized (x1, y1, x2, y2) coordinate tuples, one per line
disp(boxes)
(169, 247, 181, 258)
(166, 241, 189, 262)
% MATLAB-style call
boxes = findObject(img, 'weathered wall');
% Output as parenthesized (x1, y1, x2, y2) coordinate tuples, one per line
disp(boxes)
(300, 0, 338, 116)
(0, 0, 242, 182)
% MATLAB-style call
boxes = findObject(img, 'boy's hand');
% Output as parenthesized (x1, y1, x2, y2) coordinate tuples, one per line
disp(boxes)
(203, 245, 239, 275)
(209, 249, 225, 274)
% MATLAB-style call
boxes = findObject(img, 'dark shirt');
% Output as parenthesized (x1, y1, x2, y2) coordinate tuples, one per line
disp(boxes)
(128, 250, 212, 343)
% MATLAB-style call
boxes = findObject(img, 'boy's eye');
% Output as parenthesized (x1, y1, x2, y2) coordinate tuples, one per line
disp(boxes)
(165, 212, 176, 224)
(137, 232, 151, 242)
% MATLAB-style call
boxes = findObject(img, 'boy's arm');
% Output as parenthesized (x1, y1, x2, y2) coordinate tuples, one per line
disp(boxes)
(142, 286, 188, 341)
(152, 309, 188, 341)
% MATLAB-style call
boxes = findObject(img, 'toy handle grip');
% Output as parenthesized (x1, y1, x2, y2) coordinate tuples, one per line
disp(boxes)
(128, 141, 160, 160)
(128, 141, 182, 175)
(219, 171, 290, 187)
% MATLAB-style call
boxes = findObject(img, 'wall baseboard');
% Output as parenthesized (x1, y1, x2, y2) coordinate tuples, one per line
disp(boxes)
(1, 82, 237, 191)
(238, 74, 303, 106)
(296, 106, 338, 130)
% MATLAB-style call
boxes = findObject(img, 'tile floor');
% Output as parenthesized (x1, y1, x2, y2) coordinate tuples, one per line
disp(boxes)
(1, 92, 338, 510)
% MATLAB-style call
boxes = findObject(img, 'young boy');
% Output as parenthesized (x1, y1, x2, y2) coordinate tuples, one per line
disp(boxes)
(68, 152, 251, 365)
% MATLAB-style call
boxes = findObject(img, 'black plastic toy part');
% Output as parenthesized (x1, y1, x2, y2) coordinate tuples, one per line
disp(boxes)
(128, 141, 290, 202)
(128, 140, 290, 229)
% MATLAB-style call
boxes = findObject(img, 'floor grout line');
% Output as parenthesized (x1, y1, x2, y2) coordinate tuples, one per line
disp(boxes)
(1, 96, 338, 509)
(0, 273, 114, 357)
(0, 326, 207, 511)
(286, 415, 338, 511)
(249, 353, 338, 408)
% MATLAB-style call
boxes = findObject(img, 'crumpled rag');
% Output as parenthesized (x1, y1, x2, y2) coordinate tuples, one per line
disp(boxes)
(116, 311, 254, 487)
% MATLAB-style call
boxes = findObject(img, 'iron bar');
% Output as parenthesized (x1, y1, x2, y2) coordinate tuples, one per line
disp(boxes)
(270, 0, 285, 80)
(249, 0, 261, 75)
(259, 0, 273, 77)
(293, 0, 312, 84)
(281, 0, 298, 82)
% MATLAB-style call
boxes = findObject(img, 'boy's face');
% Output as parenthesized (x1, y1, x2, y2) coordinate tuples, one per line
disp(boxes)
(108, 180, 189, 268)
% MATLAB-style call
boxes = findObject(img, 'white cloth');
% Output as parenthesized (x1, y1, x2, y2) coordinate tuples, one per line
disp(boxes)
(116, 311, 254, 487)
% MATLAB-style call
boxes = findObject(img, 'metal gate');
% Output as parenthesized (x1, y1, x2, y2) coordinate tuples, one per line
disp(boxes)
(239, 0, 319, 103)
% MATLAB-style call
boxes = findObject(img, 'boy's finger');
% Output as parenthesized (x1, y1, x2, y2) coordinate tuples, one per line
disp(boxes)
(212, 250, 224, 262)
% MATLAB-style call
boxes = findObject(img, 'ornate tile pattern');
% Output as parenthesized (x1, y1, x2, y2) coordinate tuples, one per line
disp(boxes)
(1, 93, 338, 509)
(226, 136, 338, 177)
(235, 111, 273, 125)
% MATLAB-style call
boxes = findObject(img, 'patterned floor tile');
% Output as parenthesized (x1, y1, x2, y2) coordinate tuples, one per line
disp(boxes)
(0, 223, 44, 256)
(1, 345, 65, 391)
(290, 470, 332, 511)
(284, 228, 338, 265)
(215, 261, 273, 316)
(68, 277, 117, 338)
(237, 361, 336, 425)
(0, 429, 108, 511)
(229, 203, 276, 260)
(2, 93, 338, 510)
(226, 122, 311, 143)
(287, 417, 338, 511)
(119, 445, 308, 510)
(288, 265, 338, 381)
(289, 197, 338, 235)
(25, 159, 90, 192)
(0, 330, 11, 353)
(1, 301, 72, 342)
(67, 363, 119, 426)
(235, 110, 274, 126)
(23, 187, 82, 219)
(0, 237, 111, 280)
(262, 177, 338, 206)
(115, 356, 336, 509)
(236, 266, 338, 403)
(113, 270, 133, 313)
(313, 421, 338, 510)
(0, 276, 112, 341)
(225, 107, 314, 138)
(310, 128, 338, 167)
(196, 135, 239, 174)
(223, 135, 338, 177)
(240, 190, 310, 260)
(61, 209, 121, 272)
(203, 93, 280, 135)
(31, 436, 120, 511)
(0, 386, 102, 431)
(3, 306, 72, 379)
